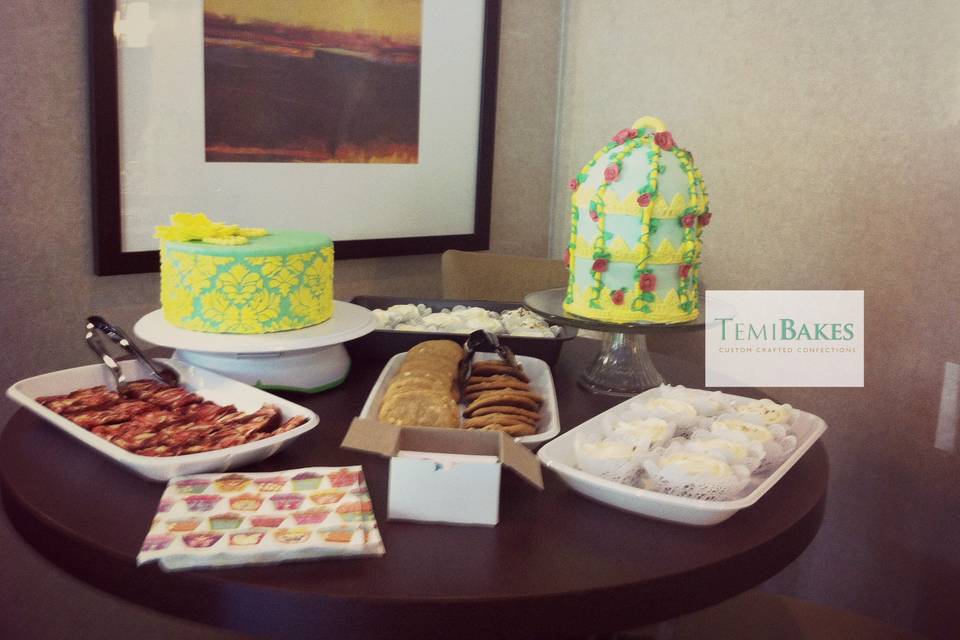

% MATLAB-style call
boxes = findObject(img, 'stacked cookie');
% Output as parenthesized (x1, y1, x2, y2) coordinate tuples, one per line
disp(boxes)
(461, 360, 543, 436)
(377, 340, 464, 428)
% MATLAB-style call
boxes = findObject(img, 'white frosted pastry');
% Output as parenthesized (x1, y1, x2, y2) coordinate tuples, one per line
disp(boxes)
(627, 397, 700, 433)
(683, 432, 766, 473)
(462, 314, 503, 333)
(734, 398, 795, 426)
(422, 314, 467, 332)
(642, 451, 750, 501)
(654, 385, 732, 417)
(709, 415, 797, 472)
(602, 414, 675, 451)
(372, 308, 391, 328)
(574, 433, 644, 484)
(385, 304, 423, 324)
(500, 309, 557, 337)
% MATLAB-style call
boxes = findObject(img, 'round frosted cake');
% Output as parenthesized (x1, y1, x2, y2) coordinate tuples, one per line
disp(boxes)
(160, 227, 334, 334)
(563, 116, 712, 324)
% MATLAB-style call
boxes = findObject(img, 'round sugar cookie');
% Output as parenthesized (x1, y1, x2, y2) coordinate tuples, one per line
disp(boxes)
(378, 389, 460, 428)
(408, 340, 465, 361)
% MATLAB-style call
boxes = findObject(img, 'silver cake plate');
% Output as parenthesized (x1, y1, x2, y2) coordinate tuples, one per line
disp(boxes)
(524, 288, 712, 397)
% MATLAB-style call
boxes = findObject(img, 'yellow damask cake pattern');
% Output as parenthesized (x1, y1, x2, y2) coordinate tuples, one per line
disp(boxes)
(161, 244, 334, 334)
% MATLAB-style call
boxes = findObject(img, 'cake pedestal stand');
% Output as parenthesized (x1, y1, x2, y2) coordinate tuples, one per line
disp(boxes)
(133, 301, 376, 393)
(523, 288, 707, 397)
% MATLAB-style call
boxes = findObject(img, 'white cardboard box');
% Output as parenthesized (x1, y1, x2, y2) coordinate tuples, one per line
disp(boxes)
(342, 418, 543, 526)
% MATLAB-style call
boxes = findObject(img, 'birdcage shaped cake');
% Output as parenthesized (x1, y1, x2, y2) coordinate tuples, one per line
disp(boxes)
(563, 116, 712, 324)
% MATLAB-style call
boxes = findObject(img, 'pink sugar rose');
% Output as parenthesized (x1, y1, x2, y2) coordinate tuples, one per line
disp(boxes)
(592, 259, 609, 273)
(568, 178, 579, 191)
(654, 131, 676, 151)
(611, 289, 625, 305)
(603, 164, 620, 183)
(636, 193, 652, 208)
(681, 214, 696, 228)
(612, 128, 638, 144)
(640, 273, 657, 292)
(563, 248, 570, 268)
(679, 263, 692, 279)
(589, 209, 599, 222)
(700, 211, 712, 226)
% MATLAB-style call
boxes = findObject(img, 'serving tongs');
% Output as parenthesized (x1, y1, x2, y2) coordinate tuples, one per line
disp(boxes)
(457, 329, 520, 389)
(85, 315, 180, 395)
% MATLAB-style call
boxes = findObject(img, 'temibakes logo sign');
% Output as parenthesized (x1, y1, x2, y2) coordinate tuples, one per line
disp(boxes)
(705, 291, 864, 387)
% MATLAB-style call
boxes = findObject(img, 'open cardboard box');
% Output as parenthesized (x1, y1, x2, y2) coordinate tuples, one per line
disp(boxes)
(342, 418, 544, 526)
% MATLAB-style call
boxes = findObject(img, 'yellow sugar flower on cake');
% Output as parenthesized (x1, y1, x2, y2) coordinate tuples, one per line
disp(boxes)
(154, 212, 268, 245)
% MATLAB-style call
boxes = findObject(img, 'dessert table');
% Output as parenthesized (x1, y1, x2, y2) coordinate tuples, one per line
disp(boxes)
(0, 338, 828, 640)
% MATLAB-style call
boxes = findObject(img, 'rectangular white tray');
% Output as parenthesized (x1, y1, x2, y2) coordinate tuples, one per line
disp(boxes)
(359, 352, 560, 449)
(536, 388, 827, 526)
(6, 359, 320, 481)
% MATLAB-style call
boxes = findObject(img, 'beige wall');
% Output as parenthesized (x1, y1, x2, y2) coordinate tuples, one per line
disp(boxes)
(0, 0, 561, 421)
(2, 0, 959, 637)
(552, 1, 960, 637)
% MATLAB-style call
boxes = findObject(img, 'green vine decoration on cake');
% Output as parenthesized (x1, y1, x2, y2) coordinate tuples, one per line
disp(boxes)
(628, 135, 662, 313)
(587, 137, 642, 309)
(565, 141, 619, 304)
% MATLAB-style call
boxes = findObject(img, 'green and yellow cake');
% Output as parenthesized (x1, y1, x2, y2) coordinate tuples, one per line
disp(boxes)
(158, 214, 334, 334)
(563, 116, 712, 324)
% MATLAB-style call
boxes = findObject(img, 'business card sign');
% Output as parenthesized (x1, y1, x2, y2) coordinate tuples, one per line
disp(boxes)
(705, 291, 864, 387)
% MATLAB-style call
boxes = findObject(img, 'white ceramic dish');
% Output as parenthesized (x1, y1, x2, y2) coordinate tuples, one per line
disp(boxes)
(6, 359, 320, 481)
(536, 388, 827, 526)
(359, 352, 560, 449)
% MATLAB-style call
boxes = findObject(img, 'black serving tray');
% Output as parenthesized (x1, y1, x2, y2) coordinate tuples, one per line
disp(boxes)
(347, 296, 577, 364)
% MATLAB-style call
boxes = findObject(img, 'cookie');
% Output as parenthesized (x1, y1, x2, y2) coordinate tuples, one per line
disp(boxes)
(480, 423, 537, 437)
(378, 389, 460, 428)
(463, 376, 530, 394)
(462, 413, 538, 428)
(463, 391, 542, 415)
(387, 375, 458, 399)
(408, 340, 464, 361)
(469, 405, 542, 423)
(470, 361, 529, 382)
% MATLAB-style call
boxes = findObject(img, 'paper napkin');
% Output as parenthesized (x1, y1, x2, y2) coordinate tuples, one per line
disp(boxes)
(138, 465, 384, 571)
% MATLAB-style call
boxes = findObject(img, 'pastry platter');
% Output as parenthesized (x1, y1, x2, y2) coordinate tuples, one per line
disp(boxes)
(537, 387, 827, 526)
(135, 300, 376, 393)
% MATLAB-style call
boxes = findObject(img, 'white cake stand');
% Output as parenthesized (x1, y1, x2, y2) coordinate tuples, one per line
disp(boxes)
(134, 300, 376, 393)
(524, 288, 710, 397)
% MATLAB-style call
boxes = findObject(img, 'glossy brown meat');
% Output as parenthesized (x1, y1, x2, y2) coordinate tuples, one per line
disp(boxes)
(39, 379, 307, 457)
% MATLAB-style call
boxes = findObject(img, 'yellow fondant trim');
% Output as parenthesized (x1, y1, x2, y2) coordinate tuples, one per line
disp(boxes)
(632, 116, 668, 132)
(563, 284, 698, 324)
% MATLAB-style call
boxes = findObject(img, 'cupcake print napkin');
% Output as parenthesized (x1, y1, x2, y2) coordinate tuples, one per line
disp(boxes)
(138, 466, 384, 571)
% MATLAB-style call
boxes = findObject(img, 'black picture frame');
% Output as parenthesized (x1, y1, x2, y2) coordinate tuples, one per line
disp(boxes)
(88, 0, 499, 275)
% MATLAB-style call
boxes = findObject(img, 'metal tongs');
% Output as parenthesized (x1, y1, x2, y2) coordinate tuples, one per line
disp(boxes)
(457, 329, 520, 389)
(84, 315, 180, 395)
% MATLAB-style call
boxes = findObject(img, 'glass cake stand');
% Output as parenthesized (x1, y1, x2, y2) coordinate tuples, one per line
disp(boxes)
(524, 288, 706, 397)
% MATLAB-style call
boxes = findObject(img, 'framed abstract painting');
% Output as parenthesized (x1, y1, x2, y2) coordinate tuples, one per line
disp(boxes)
(89, 0, 500, 275)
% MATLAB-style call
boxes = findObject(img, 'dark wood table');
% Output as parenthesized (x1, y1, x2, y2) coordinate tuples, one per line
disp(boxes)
(0, 339, 828, 640)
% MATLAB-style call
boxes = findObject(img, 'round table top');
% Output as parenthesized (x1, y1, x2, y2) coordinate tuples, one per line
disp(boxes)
(0, 338, 828, 640)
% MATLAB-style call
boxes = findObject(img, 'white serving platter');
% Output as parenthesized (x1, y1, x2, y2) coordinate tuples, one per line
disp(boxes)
(359, 352, 560, 449)
(6, 359, 320, 481)
(536, 388, 827, 526)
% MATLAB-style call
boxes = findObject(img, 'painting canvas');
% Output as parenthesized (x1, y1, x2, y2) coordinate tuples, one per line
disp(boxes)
(203, 0, 423, 163)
